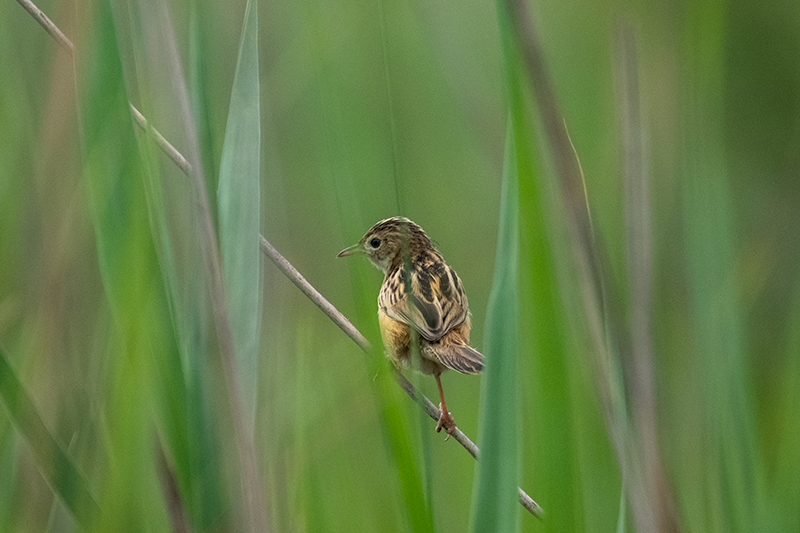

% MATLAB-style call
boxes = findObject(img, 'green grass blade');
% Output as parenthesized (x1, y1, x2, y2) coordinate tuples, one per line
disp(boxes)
(217, 0, 262, 421)
(490, 2, 593, 529)
(507, 68, 588, 533)
(471, 122, 520, 533)
(189, 7, 221, 220)
(0, 349, 100, 527)
(494, 0, 637, 529)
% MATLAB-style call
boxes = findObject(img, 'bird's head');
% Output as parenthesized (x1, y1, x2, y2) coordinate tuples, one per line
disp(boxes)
(337, 216, 432, 274)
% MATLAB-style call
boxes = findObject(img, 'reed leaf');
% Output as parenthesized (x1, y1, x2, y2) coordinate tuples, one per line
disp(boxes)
(217, 0, 262, 422)
(471, 123, 520, 532)
(493, 2, 588, 529)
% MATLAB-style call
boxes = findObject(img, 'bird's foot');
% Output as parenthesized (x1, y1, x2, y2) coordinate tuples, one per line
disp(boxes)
(435, 404, 456, 440)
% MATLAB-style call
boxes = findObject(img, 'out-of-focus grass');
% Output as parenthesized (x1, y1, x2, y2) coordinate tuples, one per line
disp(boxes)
(471, 121, 521, 532)
(1, 0, 800, 531)
(217, 0, 262, 422)
(0, 348, 99, 527)
(495, 2, 597, 530)
(678, 1, 763, 530)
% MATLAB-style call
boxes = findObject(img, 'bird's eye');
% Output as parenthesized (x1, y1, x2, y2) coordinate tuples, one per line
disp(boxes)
(369, 237, 381, 248)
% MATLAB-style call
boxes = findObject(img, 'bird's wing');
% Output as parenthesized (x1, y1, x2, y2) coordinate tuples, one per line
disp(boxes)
(379, 262, 468, 342)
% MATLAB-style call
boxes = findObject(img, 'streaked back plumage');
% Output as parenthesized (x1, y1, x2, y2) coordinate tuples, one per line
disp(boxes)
(354, 217, 484, 375)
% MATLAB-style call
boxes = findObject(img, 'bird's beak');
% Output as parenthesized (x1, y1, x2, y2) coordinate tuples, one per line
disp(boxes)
(337, 243, 361, 258)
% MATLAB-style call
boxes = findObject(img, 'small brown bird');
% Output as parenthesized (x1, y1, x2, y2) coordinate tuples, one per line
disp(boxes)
(338, 217, 483, 435)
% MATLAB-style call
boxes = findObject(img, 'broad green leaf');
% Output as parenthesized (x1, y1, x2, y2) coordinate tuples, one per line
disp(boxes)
(217, 0, 262, 421)
(471, 121, 520, 532)
(486, 3, 589, 530)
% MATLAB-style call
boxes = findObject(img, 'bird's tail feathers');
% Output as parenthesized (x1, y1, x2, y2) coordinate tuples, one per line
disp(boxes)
(433, 343, 483, 374)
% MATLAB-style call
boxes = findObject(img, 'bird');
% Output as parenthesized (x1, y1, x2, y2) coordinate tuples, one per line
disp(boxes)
(338, 216, 483, 435)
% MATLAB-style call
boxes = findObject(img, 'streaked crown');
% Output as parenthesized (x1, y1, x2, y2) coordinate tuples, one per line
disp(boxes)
(338, 217, 435, 274)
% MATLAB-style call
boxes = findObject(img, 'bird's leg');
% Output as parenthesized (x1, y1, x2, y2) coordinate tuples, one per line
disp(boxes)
(434, 372, 456, 437)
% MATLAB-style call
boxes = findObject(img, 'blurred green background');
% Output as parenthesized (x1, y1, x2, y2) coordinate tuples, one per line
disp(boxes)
(1, 0, 799, 531)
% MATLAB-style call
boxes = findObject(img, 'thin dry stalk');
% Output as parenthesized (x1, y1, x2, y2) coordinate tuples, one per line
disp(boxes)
(16, 0, 74, 52)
